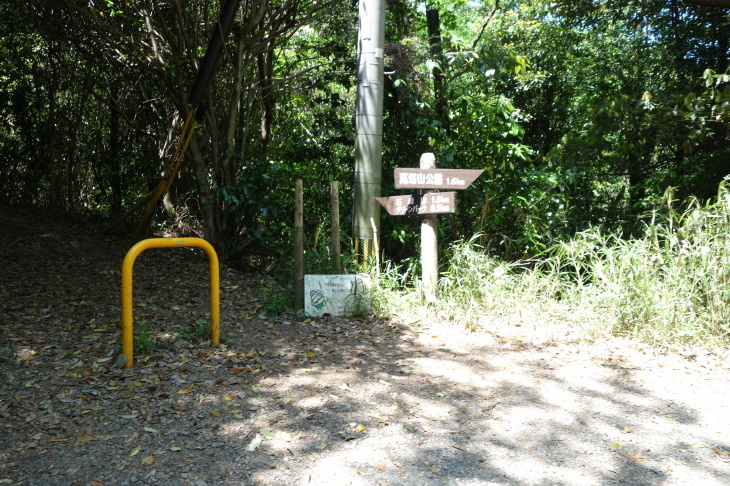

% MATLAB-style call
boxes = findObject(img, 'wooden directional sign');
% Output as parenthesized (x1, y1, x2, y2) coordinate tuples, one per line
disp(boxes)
(376, 192, 456, 216)
(394, 168, 483, 190)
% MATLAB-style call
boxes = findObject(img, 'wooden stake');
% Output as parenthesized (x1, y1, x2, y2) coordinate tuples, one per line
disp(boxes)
(331, 181, 341, 274)
(294, 179, 304, 311)
(370, 217, 380, 276)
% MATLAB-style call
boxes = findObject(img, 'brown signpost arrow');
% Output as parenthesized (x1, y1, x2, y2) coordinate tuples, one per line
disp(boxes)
(394, 168, 484, 190)
(376, 192, 456, 216)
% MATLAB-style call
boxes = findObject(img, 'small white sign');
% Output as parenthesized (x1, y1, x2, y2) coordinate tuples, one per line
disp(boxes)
(304, 274, 371, 317)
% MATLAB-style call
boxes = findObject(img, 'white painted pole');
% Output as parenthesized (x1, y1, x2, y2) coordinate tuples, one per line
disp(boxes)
(421, 153, 438, 302)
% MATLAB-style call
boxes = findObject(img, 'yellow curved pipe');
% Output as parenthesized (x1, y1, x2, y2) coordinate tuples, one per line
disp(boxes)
(121, 238, 220, 368)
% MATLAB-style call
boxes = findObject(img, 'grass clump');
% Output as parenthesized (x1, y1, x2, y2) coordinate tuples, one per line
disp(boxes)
(176, 318, 232, 345)
(134, 319, 157, 354)
(372, 183, 730, 350)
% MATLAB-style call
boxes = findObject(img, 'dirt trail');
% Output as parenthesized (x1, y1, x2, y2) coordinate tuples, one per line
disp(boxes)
(1, 211, 729, 485)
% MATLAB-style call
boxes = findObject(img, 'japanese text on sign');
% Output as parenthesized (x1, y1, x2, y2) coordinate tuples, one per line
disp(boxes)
(399, 171, 444, 187)
(376, 192, 456, 216)
(393, 168, 483, 190)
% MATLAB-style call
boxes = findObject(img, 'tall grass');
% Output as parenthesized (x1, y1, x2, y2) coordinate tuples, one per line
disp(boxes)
(373, 183, 730, 348)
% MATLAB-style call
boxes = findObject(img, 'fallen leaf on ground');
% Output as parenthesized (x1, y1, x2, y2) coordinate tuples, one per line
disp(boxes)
(374, 461, 388, 471)
(130, 445, 142, 457)
(140, 455, 155, 466)
(248, 434, 262, 452)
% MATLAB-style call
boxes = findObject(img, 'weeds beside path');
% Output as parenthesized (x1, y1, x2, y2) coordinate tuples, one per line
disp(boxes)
(1, 212, 730, 485)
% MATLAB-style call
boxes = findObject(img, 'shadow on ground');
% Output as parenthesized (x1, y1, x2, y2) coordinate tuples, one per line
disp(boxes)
(1, 214, 729, 485)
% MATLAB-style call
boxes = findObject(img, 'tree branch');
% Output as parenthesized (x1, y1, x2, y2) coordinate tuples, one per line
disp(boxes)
(683, 0, 730, 7)
(472, 0, 500, 50)
(89, 90, 157, 138)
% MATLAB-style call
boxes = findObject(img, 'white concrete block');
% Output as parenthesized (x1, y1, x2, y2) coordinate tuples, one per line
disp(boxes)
(304, 274, 371, 317)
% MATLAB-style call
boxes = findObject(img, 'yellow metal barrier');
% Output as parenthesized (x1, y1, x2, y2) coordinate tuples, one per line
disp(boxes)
(121, 238, 220, 368)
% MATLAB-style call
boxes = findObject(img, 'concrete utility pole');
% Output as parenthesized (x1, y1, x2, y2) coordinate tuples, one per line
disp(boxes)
(353, 0, 386, 263)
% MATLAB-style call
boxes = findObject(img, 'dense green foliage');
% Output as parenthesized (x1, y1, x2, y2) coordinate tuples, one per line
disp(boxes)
(1, 0, 729, 269)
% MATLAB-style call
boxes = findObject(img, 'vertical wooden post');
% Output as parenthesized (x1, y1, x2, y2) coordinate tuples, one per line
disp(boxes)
(370, 217, 381, 276)
(421, 153, 438, 302)
(294, 179, 304, 311)
(330, 181, 341, 274)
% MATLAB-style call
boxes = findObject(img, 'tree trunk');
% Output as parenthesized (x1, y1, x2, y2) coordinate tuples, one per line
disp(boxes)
(109, 100, 122, 217)
(259, 49, 275, 154)
(189, 140, 218, 248)
(427, 9, 449, 135)
(46, 10, 60, 210)
(66, 88, 91, 214)
(683, 0, 730, 8)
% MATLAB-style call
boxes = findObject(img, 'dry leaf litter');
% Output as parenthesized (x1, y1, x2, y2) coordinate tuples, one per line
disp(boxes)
(1, 212, 729, 486)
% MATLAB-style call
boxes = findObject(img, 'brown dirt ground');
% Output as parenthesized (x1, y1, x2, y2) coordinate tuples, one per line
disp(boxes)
(1, 210, 730, 486)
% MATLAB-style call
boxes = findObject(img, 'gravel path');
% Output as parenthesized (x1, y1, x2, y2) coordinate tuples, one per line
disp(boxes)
(1, 214, 730, 486)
